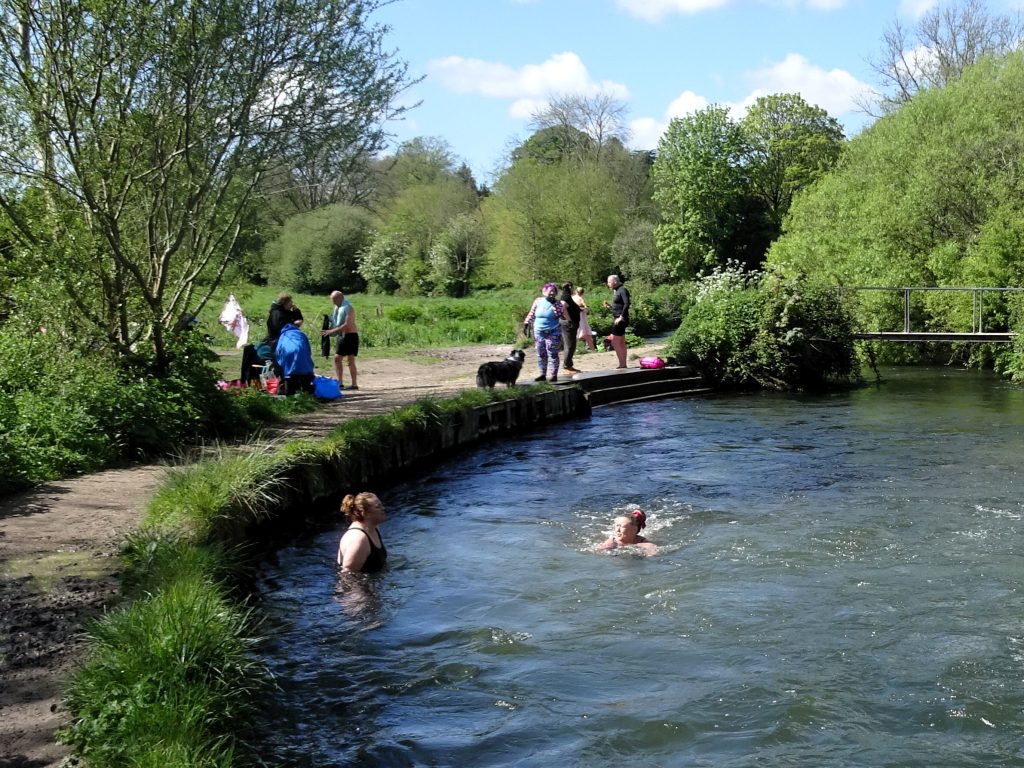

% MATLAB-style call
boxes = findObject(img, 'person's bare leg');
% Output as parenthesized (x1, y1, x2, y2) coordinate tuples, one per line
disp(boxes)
(347, 356, 358, 388)
(334, 354, 345, 386)
(611, 335, 627, 367)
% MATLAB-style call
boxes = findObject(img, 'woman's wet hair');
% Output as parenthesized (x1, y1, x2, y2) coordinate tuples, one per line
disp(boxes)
(630, 509, 647, 530)
(341, 492, 377, 522)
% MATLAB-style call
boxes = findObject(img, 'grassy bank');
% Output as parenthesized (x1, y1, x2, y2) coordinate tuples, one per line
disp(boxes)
(59, 385, 575, 766)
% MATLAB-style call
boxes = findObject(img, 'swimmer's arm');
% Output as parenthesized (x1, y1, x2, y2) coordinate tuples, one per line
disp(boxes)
(597, 538, 617, 551)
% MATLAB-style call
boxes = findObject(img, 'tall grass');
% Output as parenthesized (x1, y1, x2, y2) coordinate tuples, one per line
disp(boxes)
(61, 571, 264, 768)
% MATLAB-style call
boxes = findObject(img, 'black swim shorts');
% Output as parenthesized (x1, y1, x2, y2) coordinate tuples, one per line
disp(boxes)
(336, 333, 360, 357)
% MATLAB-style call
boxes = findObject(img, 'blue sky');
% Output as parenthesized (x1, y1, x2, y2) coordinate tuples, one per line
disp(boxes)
(375, 0, 1020, 184)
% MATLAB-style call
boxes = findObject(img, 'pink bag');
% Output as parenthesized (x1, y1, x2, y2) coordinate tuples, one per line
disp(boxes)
(639, 356, 666, 369)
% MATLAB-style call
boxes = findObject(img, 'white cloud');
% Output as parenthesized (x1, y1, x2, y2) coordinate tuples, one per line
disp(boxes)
(616, 0, 845, 21)
(628, 90, 709, 150)
(628, 54, 872, 150)
(428, 52, 630, 119)
(740, 53, 872, 118)
(899, 0, 936, 18)
(615, 0, 729, 22)
(666, 89, 711, 117)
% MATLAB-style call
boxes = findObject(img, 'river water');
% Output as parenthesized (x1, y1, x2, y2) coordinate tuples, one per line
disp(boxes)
(254, 368, 1024, 767)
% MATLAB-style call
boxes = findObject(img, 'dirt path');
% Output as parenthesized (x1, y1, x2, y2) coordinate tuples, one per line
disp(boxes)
(0, 341, 663, 766)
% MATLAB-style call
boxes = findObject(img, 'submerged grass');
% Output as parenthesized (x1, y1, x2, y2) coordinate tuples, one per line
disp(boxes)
(60, 383, 566, 766)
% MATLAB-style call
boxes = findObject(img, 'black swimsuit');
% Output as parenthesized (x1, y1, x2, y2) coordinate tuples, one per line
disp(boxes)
(349, 527, 387, 573)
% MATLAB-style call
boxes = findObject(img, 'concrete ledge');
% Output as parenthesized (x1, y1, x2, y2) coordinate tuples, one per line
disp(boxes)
(567, 365, 712, 407)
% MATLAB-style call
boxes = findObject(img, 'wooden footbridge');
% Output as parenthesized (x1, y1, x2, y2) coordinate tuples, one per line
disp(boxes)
(844, 286, 1022, 343)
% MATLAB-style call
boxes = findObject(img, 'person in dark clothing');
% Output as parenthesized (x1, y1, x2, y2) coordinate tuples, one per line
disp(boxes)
(560, 282, 581, 373)
(603, 274, 631, 368)
(267, 293, 303, 342)
(337, 492, 388, 573)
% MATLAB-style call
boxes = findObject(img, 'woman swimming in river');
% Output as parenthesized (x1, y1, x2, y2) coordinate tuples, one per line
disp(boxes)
(598, 509, 657, 556)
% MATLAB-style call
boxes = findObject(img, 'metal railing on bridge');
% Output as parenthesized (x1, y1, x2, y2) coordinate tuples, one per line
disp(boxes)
(843, 286, 1024, 343)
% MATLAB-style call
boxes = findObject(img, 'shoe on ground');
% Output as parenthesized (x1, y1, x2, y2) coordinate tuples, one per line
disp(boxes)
(615, 365, 627, 369)
(534, 374, 547, 382)
(564, 367, 580, 373)
(549, 375, 558, 382)
(347, 385, 359, 390)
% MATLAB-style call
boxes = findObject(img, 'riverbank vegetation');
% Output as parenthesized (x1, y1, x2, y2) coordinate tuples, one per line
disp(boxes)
(666, 264, 861, 391)
(59, 385, 567, 766)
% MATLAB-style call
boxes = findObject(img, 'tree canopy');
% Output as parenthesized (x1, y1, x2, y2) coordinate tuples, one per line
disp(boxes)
(652, 95, 843, 278)
(0, 0, 413, 368)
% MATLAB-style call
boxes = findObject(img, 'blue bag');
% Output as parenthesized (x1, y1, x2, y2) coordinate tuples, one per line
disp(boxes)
(313, 375, 342, 400)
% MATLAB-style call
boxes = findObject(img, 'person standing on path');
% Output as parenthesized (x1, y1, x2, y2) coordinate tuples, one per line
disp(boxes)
(523, 282, 568, 382)
(603, 274, 630, 369)
(560, 282, 581, 373)
(322, 290, 360, 390)
(574, 287, 598, 352)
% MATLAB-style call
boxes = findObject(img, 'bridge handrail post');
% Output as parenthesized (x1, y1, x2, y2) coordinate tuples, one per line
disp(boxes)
(903, 288, 911, 333)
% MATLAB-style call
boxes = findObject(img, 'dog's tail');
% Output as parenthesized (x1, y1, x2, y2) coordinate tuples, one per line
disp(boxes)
(476, 370, 489, 388)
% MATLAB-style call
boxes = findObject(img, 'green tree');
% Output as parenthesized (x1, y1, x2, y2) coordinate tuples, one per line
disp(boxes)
(741, 93, 845, 233)
(370, 137, 480, 294)
(428, 213, 487, 297)
(357, 232, 408, 294)
(0, 0, 412, 369)
(489, 158, 625, 283)
(382, 176, 478, 294)
(610, 219, 670, 286)
(653, 106, 748, 276)
(264, 204, 375, 293)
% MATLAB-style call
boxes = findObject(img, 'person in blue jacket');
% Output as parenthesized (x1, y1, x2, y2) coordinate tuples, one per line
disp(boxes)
(274, 322, 315, 395)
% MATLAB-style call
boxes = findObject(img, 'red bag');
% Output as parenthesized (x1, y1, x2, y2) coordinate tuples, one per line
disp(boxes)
(264, 378, 280, 394)
(639, 356, 666, 369)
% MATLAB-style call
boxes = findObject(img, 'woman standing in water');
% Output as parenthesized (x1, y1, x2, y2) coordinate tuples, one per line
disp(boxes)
(598, 509, 657, 556)
(337, 492, 388, 573)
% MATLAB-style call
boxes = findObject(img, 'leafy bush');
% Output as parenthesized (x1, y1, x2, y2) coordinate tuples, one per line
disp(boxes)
(385, 304, 424, 323)
(0, 325, 312, 496)
(667, 266, 860, 391)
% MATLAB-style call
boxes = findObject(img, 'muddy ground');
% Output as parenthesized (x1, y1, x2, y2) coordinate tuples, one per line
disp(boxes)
(0, 341, 662, 767)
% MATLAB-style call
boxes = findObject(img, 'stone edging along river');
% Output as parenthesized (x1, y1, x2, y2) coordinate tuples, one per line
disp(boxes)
(0, 340, 666, 767)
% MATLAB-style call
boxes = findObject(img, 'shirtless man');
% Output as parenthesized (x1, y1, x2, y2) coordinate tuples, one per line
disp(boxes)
(322, 290, 360, 390)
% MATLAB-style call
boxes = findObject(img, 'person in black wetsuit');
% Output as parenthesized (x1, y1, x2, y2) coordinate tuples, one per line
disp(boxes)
(603, 274, 630, 369)
(337, 492, 388, 573)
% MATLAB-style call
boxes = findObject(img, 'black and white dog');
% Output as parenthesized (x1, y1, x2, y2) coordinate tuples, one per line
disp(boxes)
(476, 349, 526, 388)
